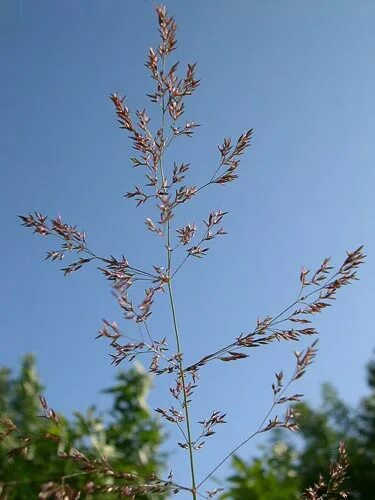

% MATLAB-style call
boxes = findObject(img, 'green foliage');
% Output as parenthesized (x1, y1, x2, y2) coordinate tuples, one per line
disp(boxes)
(221, 443, 300, 500)
(0, 356, 164, 498)
(222, 358, 375, 499)
(103, 369, 164, 475)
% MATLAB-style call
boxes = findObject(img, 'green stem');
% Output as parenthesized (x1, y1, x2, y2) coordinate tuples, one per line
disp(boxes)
(167, 275, 197, 499)
(166, 216, 197, 498)
(158, 52, 197, 498)
(159, 55, 167, 189)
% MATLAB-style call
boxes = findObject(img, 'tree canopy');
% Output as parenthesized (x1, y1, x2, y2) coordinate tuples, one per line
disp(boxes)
(0, 355, 164, 499)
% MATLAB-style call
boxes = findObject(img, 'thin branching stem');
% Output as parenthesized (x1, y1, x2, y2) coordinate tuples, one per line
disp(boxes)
(172, 227, 211, 278)
(185, 271, 340, 373)
(197, 363, 298, 488)
(159, 54, 167, 189)
(157, 52, 198, 496)
(166, 206, 197, 498)
(165, 199, 197, 497)
(167, 276, 197, 499)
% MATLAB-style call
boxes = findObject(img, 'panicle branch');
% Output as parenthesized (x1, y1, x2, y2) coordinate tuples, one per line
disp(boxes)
(186, 246, 365, 373)
(197, 341, 319, 488)
(302, 441, 349, 499)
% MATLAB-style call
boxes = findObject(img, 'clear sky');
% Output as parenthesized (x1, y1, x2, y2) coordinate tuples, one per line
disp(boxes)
(1, 0, 375, 493)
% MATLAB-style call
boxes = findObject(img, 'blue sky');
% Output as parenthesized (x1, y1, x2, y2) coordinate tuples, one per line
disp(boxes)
(1, 0, 375, 493)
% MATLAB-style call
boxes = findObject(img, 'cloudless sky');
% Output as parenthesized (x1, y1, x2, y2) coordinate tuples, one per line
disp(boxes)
(1, 0, 375, 494)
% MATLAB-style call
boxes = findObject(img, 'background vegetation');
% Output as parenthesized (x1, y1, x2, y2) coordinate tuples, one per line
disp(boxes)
(0, 355, 164, 498)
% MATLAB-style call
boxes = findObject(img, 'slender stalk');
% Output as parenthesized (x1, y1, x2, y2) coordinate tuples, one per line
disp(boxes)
(185, 272, 338, 373)
(171, 253, 190, 278)
(167, 276, 197, 499)
(157, 55, 197, 498)
(197, 368, 296, 488)
(159, 55, 167, 189)
(166, 210, 197, 497)
(172, 226, 212, 279)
